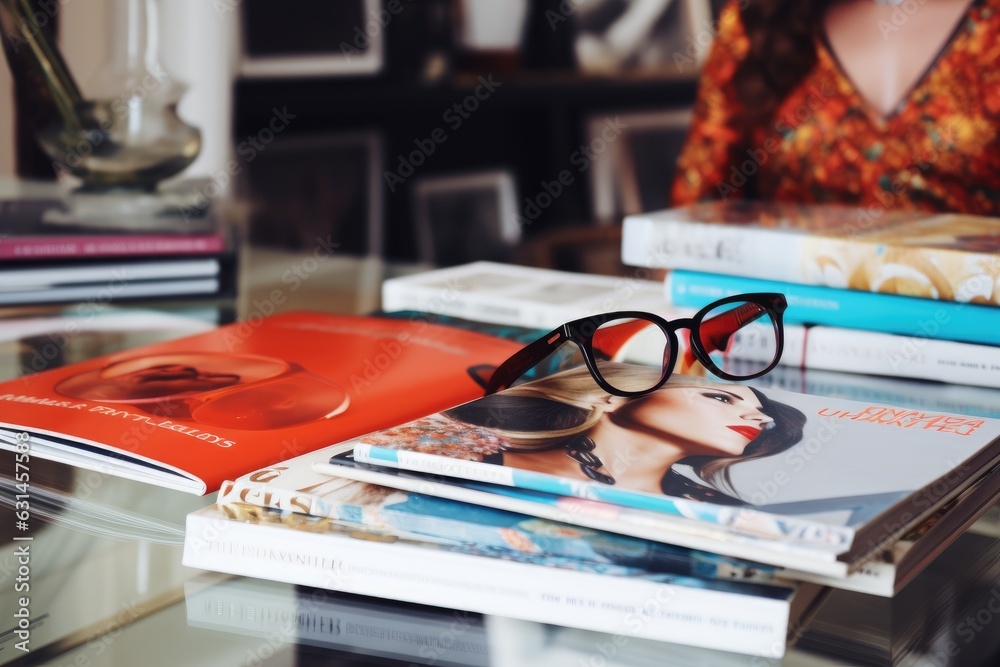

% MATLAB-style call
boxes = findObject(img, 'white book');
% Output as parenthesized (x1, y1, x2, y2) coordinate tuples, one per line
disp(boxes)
(381, 261, 677, 329)
(0, 258, 220, 288)
(620, 202, 1000, 306)
(0, 278, 221, 306)
(183, 503, 823, 658)
(787, 325, 1000, 390)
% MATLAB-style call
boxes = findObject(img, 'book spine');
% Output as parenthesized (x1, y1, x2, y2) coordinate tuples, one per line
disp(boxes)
(801, 326, 1000, 389)
(381, 268, 671, 330)
(623, 213, 1000, 306)
(666, 270, 1000, 346)
(621, 215, 803, 280)
(183, 511, 795, 657)
(382, 282, 670, 330)
(779, 560, 895, 597)
(0, 235, 225, 259)
(0, 278, 222, 306)
(353, 444, 855, 549)
(382, 282, 556, 329)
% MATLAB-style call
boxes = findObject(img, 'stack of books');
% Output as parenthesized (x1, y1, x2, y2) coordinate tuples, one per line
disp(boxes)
(621, 201, 1000, 389)
(175, 353, 1000, 658)
(0, 195, 237, 307)
(380, 260, 1000, 418)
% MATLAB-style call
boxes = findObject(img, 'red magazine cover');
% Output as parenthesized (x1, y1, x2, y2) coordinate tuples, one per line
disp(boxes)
(0, 312, 522, 494)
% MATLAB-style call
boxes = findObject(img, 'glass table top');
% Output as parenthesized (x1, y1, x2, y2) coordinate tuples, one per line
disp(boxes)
(2, 248, 1000, 667)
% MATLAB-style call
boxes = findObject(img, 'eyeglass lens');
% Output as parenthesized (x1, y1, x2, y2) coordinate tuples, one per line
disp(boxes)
(588, 301, 780, 392)
(695, 301, 779, 377)
(592, 317, 671, 393)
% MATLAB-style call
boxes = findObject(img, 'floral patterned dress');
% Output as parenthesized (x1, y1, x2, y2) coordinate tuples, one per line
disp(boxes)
(672, 0, 1000, 215)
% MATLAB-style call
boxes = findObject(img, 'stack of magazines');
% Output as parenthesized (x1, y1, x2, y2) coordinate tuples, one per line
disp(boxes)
(182, 358, 1000, 659)
(5, 284, 1000, 660)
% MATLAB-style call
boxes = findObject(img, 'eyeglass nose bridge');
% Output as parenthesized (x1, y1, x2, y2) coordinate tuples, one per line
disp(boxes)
(675, 314, 735, 374)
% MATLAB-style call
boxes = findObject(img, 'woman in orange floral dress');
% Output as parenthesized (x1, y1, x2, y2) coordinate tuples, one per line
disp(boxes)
(672, 0, 1000, 215)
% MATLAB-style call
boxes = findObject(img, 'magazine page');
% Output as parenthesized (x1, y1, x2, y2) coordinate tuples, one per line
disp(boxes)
(343, 364, 1000, 554)
(0, 312, 522, 494)
(219, 443, 778, 586)
(314, 455, 857, 578)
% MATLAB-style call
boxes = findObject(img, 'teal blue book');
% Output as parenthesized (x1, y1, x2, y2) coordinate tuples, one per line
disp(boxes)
(665, 270, 1000, 345)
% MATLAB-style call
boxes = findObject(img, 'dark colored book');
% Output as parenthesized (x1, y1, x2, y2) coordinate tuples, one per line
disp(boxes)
(0, 197, 239, 306)
(0, 198, 226, 260)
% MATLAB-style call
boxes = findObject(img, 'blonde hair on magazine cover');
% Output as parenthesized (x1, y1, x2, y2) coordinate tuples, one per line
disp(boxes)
(442, 364, 807, 503)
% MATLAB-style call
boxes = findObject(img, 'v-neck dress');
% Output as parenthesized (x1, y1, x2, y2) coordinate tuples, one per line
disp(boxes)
(671, 0, 1000, 214)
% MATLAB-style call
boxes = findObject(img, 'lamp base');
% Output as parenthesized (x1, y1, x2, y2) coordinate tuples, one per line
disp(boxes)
(42, 179, 214, 231)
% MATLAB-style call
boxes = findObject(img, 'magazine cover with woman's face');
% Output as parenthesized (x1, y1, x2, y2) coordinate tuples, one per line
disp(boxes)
(344, 364, 1000, 549)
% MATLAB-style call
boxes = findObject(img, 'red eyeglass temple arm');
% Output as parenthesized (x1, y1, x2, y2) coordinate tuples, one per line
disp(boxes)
(484, 328, 567, 394)
(589, 317, 656, 359)
(698, 302, 767, 354)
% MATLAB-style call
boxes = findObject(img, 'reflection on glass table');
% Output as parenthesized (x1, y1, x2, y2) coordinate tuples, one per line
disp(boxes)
(5, 486, 1000, 667)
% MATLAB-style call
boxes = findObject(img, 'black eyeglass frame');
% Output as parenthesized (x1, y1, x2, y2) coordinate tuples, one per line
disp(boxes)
(484, 292, 788, 398)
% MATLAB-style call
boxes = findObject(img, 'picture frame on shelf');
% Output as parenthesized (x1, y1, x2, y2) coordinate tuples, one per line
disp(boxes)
(571, 0, 713, 77)
(240, 131, 384, 259)
(411, 170, 520, 267)
(587, 108, 692, 223)
(238, 0, 384, 78)
(452, 0, 531, 73)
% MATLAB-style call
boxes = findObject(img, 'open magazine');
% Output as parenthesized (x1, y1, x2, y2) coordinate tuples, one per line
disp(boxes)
(313, 365, 1000, 576)
(0, 312, 523, 494)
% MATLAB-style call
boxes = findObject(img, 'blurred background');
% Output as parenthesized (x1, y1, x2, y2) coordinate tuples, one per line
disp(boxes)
(0, 0, 726, 273)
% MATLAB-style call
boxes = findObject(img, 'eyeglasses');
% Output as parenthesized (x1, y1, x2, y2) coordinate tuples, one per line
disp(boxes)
(484, 293, 787, 397)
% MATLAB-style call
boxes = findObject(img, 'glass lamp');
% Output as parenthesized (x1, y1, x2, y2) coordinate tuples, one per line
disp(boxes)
(0, 0, 203, 223)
